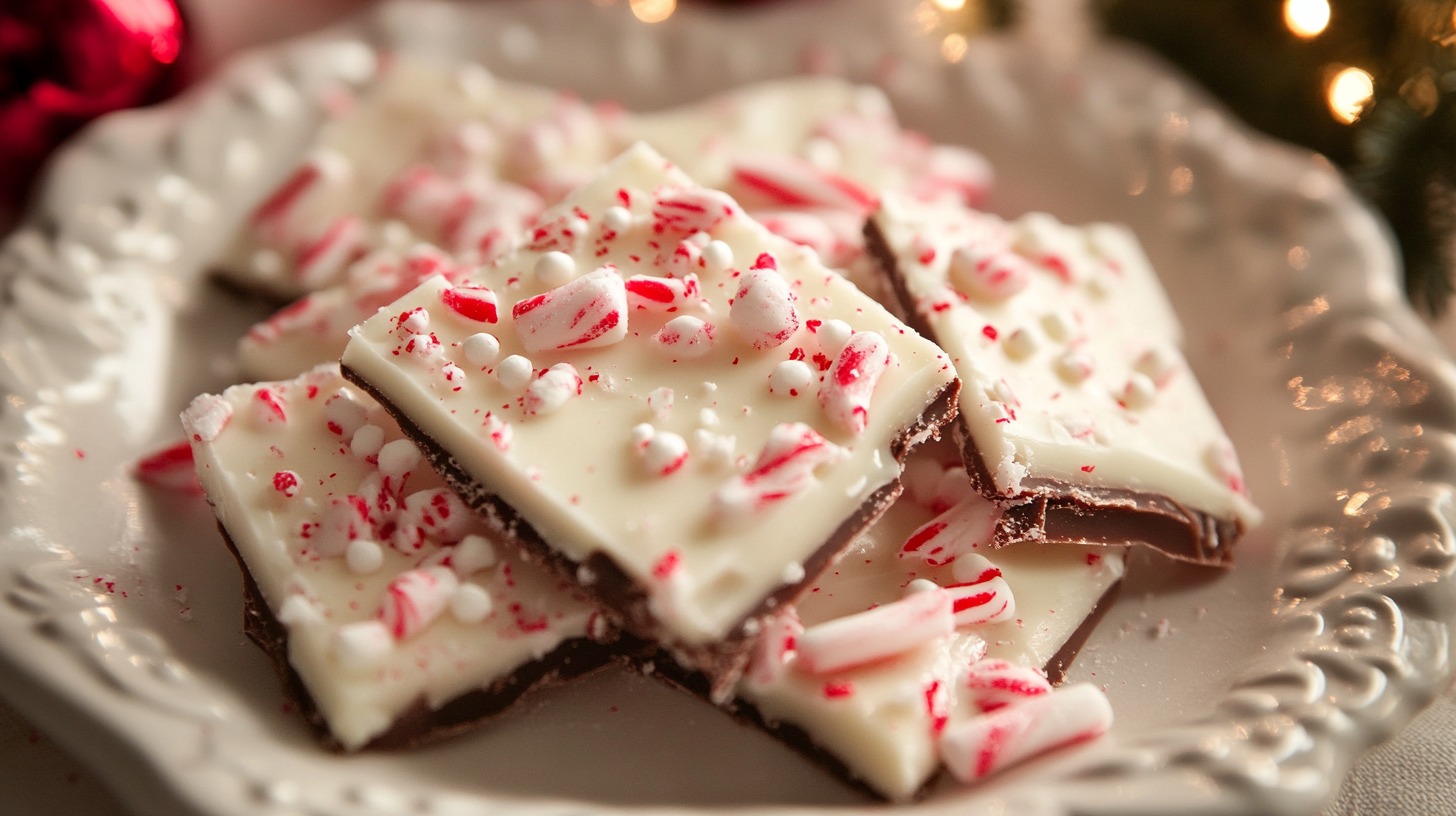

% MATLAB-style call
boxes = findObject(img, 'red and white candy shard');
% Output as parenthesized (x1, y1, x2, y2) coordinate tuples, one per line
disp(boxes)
(943, 553, 1016, 627)
(512, 266, 628, 352)
(794, 588, 954, 675)
(651, 315, 715, 358)
(818, 331, 892, 434)
(522, 363, 584, 416)
(440, 283, 500, 324)
(134, 441, 203, 495)
(651, 187, 738, 237)
(377, 566, 460, 640)
(625, 273, 701, 312)
(713, 422, 847, 518)
(729, 154, 878, 214)
(962, 657, 1051, 712)
(939, 682, 1112, 782)
(745, 608, 804, 684)
(899, 492, 1001, 567)
(729, 266, 800, 350)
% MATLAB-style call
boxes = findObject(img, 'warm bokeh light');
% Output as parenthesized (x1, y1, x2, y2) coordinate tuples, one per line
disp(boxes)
(1327, 66, 1375, 124)
(1284, 0, 1331, 39)
(941, 33, 968, 63)
(933, 0, 968, 11)
(631, 0, 675, 24)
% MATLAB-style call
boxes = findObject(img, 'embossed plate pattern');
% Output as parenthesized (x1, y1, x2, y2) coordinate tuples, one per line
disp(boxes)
(2, 1, 1455, 814)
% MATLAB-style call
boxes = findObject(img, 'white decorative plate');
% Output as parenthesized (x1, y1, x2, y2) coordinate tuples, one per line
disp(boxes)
(3, 1, 1455, 814)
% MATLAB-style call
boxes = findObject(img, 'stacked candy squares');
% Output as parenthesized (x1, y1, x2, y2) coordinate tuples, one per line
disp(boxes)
(173, 61, 1257, 801)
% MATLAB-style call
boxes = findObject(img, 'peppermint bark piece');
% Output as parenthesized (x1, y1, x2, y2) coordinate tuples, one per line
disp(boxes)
(657, 448, 1124, 801)
(216, 60, 618, 300)
(868, 199, 1260, 564)
(342, 144, 959, 693)
(183, 365, 610, 750)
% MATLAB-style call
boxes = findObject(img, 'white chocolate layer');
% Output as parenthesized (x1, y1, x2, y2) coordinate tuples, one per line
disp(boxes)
(872, 197, 1261, 529)
(183, 365, 599, 749)
(342, 144, 956, 660)
(737, 449, 1124, 801)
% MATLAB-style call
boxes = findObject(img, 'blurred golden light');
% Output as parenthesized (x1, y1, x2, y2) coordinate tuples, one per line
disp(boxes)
(1327, 66, 1374, 124)
(941, 33, 969, 63)
(934, 0, 968, 10)
(1284, 0, 1331, 39)
(631, 0, 675, 23)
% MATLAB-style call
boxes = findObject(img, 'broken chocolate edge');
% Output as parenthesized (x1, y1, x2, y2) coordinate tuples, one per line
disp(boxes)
(638, 568, 1127, 801)
(863, 219, 1240, 567)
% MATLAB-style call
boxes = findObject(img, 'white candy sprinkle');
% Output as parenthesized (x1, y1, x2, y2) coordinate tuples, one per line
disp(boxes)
(642, 431, 689, 476)
(602, 205, 633, 233)
(334, 621, 393, 669)
(1121, 372, 1157, 409)
(904, 577, 941, 595)
(534, 251, 576, 287)
(699, 408, 720, 428)
(1054, 349, 1095, 384)
(647, 386, 674, 417)
(631, 422, 656, 447)
(496, 354, 534, 390)
(768, 359, 813, 396)
(377, 438, 422, 479)
(816, 319, 853, 355)
(1041, 310, 1076, 342)
(350, 424, 385, 457)
(700, 240, 733, 275)
(692, 429, 736, 468)
(449, 583, 494, 624)
(453, 534, 498, 574)
(345, 539, 384, 574)
(1003, 328, 1037, 360)
(781, 561, 806, 584)
(462, 333, 501, 367)
(277, 594, 322, 627)
(1134, 346, 1178, 387)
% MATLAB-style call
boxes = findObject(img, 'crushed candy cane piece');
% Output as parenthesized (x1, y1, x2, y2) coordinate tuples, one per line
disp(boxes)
(795, 588, 953, 675)
(730, 267, 799, 350)
(962, 657, 1051, 712)
(818, 331, 892, 434)
(134, 442, 203, 495)
(713, 423, 846, 517)
(745, 608, 804, 684)
(440, 284, 500, 324)
(652, 315, 715, 358)
(377, 566, 460, 640)
(944, 553, 1016, 626)
(512, 266, 628, 351)
(652, 187, 737, 236)
(899, 493, 1001, 567)
(730, 154, 878, 213)
(625, 273, 701, 311)
(939, 683, 1112, 782)
(523, 363, 583, 416)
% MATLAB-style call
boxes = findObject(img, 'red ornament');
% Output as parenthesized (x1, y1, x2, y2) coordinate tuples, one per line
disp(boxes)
(0, 0, 186, 210)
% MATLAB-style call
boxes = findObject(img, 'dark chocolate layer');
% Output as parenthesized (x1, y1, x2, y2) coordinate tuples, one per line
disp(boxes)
(864, 219, 1240, 567)
(342, 363, 960, 699)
